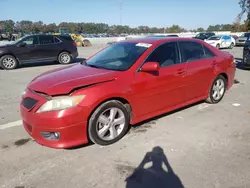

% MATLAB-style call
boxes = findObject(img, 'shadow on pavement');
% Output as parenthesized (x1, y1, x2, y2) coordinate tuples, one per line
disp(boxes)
(20, 57, 86, 69)
(125, 146, 184, 188)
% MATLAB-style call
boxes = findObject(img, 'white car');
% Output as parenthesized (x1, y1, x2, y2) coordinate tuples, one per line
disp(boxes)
(204, 35, 235, 49)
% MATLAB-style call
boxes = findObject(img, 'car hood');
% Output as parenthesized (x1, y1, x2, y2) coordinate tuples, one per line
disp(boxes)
(28, 64, 118, 96)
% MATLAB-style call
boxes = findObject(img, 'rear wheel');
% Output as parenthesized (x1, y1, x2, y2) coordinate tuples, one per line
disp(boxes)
(0, 55, 18, 70)
(88, 100, 130, 146)
(206, 75, 227, 104)
(58, 51, 72, 64)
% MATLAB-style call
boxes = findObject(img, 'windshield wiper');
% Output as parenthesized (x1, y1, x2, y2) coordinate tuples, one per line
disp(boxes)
(84, 63, 101, 68)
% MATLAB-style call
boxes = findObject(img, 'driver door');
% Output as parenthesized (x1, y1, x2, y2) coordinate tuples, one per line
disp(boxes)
(131, 42, 187, 118)
(15, 36, 39, 62)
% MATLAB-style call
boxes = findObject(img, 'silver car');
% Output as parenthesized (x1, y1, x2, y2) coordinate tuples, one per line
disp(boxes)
(236, 32, 250, 46)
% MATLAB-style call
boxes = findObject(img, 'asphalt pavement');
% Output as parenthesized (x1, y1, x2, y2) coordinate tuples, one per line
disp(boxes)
(0, 45, 250, 188)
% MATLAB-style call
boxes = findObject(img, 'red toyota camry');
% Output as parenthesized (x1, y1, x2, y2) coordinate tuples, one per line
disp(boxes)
(20, 37, 235, 149)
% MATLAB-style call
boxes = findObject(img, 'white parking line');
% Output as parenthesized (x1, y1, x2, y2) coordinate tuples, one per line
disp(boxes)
(0, 120, 22, 131)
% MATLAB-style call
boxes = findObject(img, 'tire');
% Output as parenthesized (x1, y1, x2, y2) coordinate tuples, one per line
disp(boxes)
(229, 42, 234, 49)
(58, 51, 72, 64)
(0, 55, 18, 70)
(216, 44, 220, 49)
(88, 100, 130, 146)
(206, 75, 227, 104)
(83, 39, 92, 47)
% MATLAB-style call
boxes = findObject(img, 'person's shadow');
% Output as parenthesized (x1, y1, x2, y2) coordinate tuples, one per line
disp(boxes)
(125, 146, 184, 188)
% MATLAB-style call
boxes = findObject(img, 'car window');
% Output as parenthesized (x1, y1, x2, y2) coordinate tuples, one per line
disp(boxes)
(54, 37, 61, 43)
(39, 35, 54, 45)
(21, 36, 38, 45)
(145, 42, 180, 67)
(203, 45, 215, 58)
(179, 41, 205, 62)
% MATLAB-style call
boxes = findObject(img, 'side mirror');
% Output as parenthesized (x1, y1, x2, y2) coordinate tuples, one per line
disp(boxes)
(140, 62, 160, 72)
(17, 43, 26, 47)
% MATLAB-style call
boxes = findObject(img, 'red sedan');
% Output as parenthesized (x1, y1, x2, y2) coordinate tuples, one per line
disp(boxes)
(20, 37, 235, 149)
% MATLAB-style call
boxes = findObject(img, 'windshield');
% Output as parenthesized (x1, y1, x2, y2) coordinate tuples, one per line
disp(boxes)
(8, 36, 27, 44)
(240, 33, 250, 38)
(195, 33, 205, 37)
(208, 36, 221, 40)
(84, 42, 150, 71)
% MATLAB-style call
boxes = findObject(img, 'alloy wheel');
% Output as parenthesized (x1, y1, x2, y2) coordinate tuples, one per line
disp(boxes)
(2, 57, 15, 69)
(212, 79, 225, 100)
(60, 54, 70, 64)
(96, 107, 125, 141)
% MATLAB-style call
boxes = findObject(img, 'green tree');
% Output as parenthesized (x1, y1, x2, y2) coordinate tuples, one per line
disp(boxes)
(197, 27, 205, 32)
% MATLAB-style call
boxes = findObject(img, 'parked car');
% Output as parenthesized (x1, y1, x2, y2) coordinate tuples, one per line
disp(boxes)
(20, 37, 235, 149)
(193, 32, 215, 40)
(0, 34, 78, 70)
(242, 38, 250, 68)
(230, 35, 239, 40)
(204, 35, 235, 49)
(235, 32, 250, 46)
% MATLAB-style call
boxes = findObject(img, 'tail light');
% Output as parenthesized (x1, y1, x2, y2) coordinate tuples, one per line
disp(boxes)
(72, 42, 76, 46)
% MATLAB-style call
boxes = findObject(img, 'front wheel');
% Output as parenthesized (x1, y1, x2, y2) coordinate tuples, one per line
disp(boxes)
(229, 42, 234, 49)
(58, 51, 72, 64)
(216, 44, 220, 49)
(206, 75, 227, 104)
(88, 100, 130, 146)
(0, 55, 18, 70)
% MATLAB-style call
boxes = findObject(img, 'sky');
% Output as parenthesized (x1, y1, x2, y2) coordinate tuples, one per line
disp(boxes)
(0, 0, 246, 29)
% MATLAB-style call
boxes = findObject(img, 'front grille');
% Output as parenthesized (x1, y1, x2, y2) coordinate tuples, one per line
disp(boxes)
(22, 97, 39, 110)
(239, 40, 245, 42)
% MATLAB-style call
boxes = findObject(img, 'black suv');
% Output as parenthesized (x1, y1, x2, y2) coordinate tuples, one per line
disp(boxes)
(243, 39, 250, 68)
(193, 32, 215, 40)
(0, 34, 78, 70)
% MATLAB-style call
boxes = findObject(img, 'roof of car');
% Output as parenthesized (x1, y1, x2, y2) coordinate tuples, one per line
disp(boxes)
(121, 37, 201, 45)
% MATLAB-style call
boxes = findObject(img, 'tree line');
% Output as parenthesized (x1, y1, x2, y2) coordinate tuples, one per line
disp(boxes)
(0, 19, 249, 35)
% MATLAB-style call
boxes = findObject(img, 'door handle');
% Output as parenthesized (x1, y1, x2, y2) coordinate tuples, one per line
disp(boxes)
(177, 69, 185, 74)
(212, 60, 217, 67)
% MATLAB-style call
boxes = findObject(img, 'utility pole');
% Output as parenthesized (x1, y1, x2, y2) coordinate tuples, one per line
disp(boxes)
(248, 0, 250, 31)
(119, 0, 123, 25)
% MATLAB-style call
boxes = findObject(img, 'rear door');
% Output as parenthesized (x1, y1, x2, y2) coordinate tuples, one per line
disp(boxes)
(225, 36, 233, 47)
(221, 36, 228, 48)
(179, 41, 216, 101)
(37, 35, 61, 60)
(131, 42, 187, 117)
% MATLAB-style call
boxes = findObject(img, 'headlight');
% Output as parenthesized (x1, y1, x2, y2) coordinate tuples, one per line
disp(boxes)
(36, 95, 85, 113)
(21, 88, 27, 97)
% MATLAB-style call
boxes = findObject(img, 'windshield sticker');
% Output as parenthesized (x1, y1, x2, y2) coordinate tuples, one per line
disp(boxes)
(136, 43, 152, 48)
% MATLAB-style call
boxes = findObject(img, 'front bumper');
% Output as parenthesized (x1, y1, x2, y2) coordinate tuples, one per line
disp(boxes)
(20, 89, 89, 149)
(236, 41, 246, 46)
